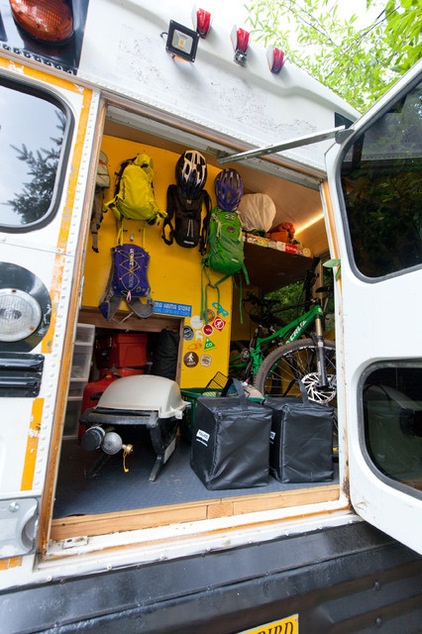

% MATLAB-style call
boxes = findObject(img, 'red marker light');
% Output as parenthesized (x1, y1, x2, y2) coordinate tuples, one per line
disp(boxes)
(235, 27, 249, 53)
(196, 8, 211, 37)
(9, 0, 74, 43)
(267, 47, 285, 74)
(231, 25, 250, 66)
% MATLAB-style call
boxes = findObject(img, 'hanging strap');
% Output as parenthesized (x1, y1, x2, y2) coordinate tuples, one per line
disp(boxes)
(201, 264, 221, 323)
(201, 264, 251, 325)
(91, 189, 106, 253)
(221, 376, 248, 408)
(127, 296, 154, 319)
(298, 378, 310, 404)
(98, 262, 121, 321)
(162, 184, 176, 246)
(199, 190, 212, 255)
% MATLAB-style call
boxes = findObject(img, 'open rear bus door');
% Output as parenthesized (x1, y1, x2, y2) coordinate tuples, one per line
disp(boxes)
(324, 59, 422, 555)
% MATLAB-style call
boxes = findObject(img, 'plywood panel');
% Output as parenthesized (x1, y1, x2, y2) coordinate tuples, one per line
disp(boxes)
(50, 484, 340, 541)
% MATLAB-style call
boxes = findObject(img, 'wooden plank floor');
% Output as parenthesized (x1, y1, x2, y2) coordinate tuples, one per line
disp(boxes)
(51, 484, 340, 541)
(51, 436, 340, 541)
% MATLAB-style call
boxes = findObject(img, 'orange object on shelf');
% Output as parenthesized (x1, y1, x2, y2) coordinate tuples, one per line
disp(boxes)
(109, 333, 148, 368)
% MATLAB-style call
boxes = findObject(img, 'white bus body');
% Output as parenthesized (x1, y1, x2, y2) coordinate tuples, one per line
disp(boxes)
(0, 2, 421, 632)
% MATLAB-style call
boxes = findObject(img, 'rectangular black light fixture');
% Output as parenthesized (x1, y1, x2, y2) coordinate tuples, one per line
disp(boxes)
(166, 20, 199, 62)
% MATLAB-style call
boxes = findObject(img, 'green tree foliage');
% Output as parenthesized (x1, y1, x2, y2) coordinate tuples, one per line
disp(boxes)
(7, 111, 64, 224)
(265, 264, 334, 324)
(245, 0, 422, 111)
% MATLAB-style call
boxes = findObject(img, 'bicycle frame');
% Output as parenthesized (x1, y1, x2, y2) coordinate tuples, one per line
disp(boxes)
(231, 302, 325, 380)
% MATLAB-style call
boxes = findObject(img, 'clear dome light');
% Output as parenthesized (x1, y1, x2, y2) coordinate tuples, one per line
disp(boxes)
(0, 288, 42, 342)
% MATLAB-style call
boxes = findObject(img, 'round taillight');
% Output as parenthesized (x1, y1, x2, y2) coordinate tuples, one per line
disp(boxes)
(9, 0, 74, 43)
(0, 288, 42, 342)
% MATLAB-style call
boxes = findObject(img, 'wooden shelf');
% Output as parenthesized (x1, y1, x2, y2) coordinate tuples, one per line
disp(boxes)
(78, 306, 181, 333)
(243, 239, 313, 293)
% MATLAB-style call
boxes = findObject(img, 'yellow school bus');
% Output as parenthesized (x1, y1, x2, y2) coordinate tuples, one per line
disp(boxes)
(0, 1, 421, 632)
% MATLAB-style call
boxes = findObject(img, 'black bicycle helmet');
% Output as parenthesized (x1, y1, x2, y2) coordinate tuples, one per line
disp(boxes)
(175, 150, 207, 198)
(215, 168, 243, 211)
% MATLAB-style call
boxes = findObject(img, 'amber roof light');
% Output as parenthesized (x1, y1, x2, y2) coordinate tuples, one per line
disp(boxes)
(9, 0, 74, 43)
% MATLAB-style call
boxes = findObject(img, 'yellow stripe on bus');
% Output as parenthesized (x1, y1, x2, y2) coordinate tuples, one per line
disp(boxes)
(41, 85, 93, 355)
(0, 557, 23, 571)
(21, 398, 44, 490)
(0, 56, 85, 94)
(56, 86, 93, 252)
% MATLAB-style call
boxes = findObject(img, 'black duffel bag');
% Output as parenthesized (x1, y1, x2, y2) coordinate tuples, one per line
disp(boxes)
(265, 384, 334, 483)
(190, 378, 273, 490)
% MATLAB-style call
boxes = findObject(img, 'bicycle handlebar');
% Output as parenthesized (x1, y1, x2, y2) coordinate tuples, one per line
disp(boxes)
(243, 292, 279, 307)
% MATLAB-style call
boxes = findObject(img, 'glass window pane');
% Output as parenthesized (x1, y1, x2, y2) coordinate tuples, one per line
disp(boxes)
(0, 80, 66, 229)
(363, 367, 422, 491)
(340, 80, 422, 278)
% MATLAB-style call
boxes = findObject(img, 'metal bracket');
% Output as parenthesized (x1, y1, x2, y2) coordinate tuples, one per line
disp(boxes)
(217, 126, 347, 165)
(0, 497, 39, 558)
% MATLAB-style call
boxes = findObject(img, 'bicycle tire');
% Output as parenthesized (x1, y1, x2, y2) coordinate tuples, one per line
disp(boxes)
(254, 338, 337, 406)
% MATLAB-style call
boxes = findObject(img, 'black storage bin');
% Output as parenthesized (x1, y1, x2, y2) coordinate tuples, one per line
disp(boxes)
(265, 396, 334, 483)
(190, 379, 273, 490)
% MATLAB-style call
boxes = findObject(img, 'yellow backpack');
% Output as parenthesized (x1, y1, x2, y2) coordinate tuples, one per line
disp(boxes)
(104, 153, 166, 225)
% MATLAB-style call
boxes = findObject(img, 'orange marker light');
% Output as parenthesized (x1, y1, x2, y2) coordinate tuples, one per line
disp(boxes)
(9, 0, 74, 43)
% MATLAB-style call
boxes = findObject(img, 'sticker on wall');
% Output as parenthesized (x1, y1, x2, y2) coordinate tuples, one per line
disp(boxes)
(213, 316, 226, 331)
(195, 330, 204, 341)
(184, 351, 199, 368)
(200, 355, 212, 367)
(207, 308, 216, 323)
(190, 315, 204, 330)
(183, 326, 194, 341)
(154, 301, 192, 317)
(204, 338, 216, 350)
(203, 324, 213, 336)
(187, 342, 203, 351)
(212, 302, 229, 318)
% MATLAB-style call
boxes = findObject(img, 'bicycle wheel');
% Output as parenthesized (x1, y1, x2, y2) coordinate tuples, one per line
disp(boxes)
(254, 338, 337, 405)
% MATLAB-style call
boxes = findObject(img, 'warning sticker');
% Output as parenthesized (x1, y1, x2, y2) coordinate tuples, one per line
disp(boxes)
(213, 316, 226, 331)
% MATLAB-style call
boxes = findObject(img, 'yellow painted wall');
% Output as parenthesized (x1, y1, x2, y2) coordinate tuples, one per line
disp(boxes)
(82, 136, 234, 388)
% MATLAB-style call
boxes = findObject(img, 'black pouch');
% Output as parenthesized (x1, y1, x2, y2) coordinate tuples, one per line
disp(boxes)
(190, 378, 273, 490)
(265, 386, 334, 483)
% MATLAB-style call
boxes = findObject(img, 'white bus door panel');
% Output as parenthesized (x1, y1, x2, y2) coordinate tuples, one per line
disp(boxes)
(325, 60, 422, 555)
(0, 64, 98, 558)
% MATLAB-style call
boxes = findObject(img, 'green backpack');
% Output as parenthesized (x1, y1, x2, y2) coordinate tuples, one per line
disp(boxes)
(103, 153, 166, 225)
(201, 206, 249, 320)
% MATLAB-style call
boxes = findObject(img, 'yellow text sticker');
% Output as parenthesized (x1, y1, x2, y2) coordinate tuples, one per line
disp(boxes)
(238, 614, 298, 634)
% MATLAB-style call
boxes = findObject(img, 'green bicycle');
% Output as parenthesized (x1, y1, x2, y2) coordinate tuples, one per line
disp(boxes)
(229, 279, 336, 407)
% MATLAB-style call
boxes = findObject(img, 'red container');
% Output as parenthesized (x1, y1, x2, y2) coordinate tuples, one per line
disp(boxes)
(99, 367, 144, 379)
(109, 333, 148, 368)
(79, 372, 120, 439)
(81, 373, 120, 415)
